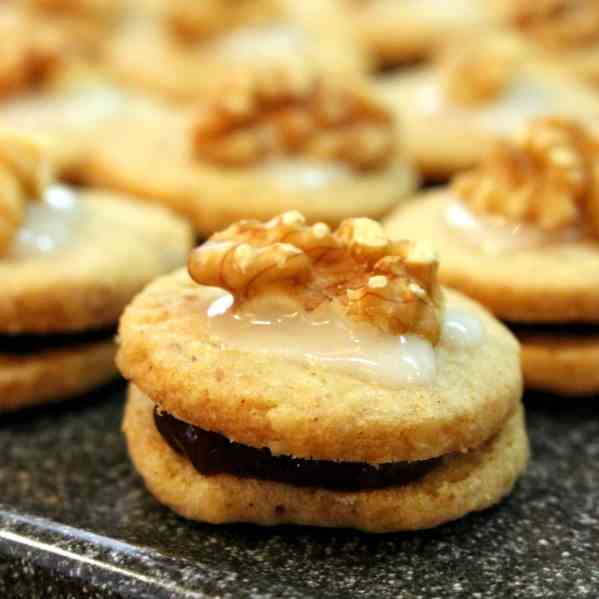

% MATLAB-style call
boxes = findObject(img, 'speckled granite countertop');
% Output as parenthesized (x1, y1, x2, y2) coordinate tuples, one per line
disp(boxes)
(0, 381, 597, 598)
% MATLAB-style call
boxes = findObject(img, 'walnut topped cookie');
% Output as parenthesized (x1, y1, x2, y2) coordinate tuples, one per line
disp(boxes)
(106, 0, 369, 102)
(377, 33, 599, 179)
(0, 134, 193, 412)
(119, 212, 527, 531)
(83, 66, 417, 235)
(0, 3, 166, 179)
(341, 0, 499, 66)
(385, 117, 599, 396)
(499, 0, 599, 88)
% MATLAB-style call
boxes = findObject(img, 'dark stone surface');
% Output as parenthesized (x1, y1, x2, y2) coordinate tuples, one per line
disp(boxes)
(0, 380, 598, 598)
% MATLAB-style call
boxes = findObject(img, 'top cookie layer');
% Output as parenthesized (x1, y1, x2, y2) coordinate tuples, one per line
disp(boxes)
(384, 191, 599, 322)
(117, 268, 521, 463)
(0, 189, 193, 333)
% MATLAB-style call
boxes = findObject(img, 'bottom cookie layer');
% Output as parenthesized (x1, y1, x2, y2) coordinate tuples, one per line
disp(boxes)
(518, 331, 599, 397)
(0, 340, 117, 412)
(124, 385, 529, 532)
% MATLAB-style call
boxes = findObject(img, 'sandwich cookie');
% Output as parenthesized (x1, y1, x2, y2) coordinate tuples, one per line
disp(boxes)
(0, 135, 193, 411)
(119, 212, 527, 531)
(385, 117, 599, 396)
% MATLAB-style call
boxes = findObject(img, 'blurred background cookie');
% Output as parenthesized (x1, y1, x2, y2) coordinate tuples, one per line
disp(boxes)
(498, 0, 599, 88)
(384, 117, 599, 396)
(341, 0, 500, 67)
(377, 34, 599, 180)
(0, 136, 193, 411)
(105, 0, 370, 102)
(82, 65, 417, 234)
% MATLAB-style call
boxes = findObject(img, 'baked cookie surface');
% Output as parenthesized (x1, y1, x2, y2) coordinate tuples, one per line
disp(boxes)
(0, 338, 116, 412)
(0, 187, 194, 334)
(106, 0, 369, 102)
(118, 269, 521, 463)
(377, 39, 599, 179)
(384, 192, 599, 323)
(124, 385, 528, 533)
(0, 134, 194, 410)
(118, 208, 523, 465)
(518, 330, 599, 397)
(385, 117, 599, 397)
(343, 0, 495, 66)
(84, 69, 417, 234)
(499, 0, 599, 88)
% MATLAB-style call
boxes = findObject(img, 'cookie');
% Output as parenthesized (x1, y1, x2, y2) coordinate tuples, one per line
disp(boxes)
(118, 212, 526, 530)
(1, 187, 193, 334)
(106, 0, 370, 102)
(343, 0, 496, 66)
(517, 328, 599, 397)
(0, 136, 193, 410)
(0, 337, 116, 412)
(500, 0, 599, 88)
(377, 35, 599, 180)
(124, 385, 528, 532)
(384, 117, 599, 396)
(384, 193, 599, 323)
(83, 67, 417, 235)
(18, 0, 123, 59)
(384, 119, 599, 323)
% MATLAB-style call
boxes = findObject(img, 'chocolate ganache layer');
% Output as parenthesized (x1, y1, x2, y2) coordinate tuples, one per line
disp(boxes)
(154, 408, 441, 491)
(509, 323, 599, 338)
(0, 328, 116, 355)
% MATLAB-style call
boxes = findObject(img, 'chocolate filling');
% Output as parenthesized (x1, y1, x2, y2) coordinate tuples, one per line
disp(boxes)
(154, 409, 440, 491)
(509, 322, 599, 338)
(0, 328, 116, 355)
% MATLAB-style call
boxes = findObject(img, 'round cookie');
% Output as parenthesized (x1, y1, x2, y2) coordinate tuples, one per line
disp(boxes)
(0, 339, 116, 412)
(0, 187, 194, 334)
(518, 332, 599, 397)
(106, 0, 369, 102)
(124, 385, 529, 532)
(83, 71, 417, 235)
(0, 75, 162, 179)
(384, 192, 599, 323)
(343, 0, 495, 66)
(497, 0, 599, 88)
(118, 268, 522, 464)
(377, 47, 599, 180)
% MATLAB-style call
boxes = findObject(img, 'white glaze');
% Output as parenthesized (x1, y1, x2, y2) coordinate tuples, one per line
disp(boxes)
(8, 185, 84, 259)
(261, 159, 352, 190)
(209, 24, 307, 63)
(444, 197, 581, 253)
(1, 88, 127, 131)
(203, 290, 437, 387)
(441, 308, 485, 348)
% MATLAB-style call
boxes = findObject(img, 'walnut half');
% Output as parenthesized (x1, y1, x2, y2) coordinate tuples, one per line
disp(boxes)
(188, 212, 443, 343)
(192, 66, 395, 172)
(452, 117, 599, 238)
